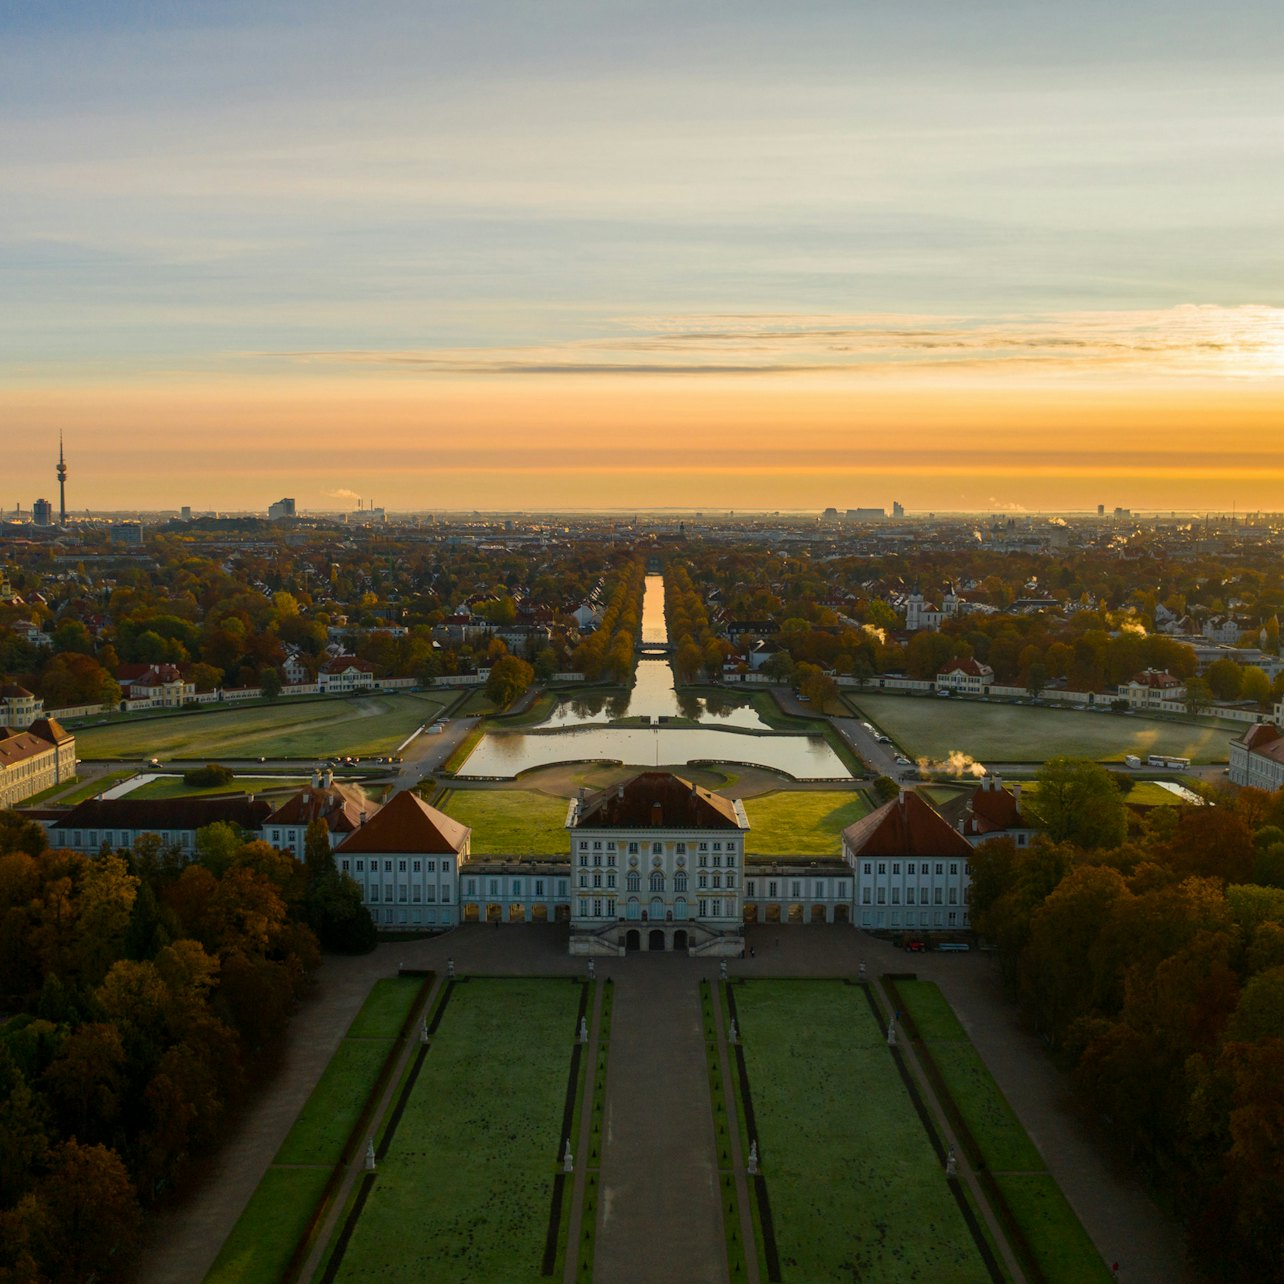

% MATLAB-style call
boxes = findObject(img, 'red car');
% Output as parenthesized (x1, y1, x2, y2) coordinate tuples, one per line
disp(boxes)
(905, 939, 927, 953)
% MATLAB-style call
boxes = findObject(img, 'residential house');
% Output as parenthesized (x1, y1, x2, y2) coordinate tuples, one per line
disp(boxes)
(935, 657, 995, 695)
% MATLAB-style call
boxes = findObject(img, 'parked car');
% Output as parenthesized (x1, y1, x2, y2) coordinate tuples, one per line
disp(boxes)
(905, 939, 927, 953)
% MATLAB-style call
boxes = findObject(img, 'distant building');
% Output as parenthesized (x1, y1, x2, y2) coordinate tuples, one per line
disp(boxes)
(318, 656, 377, 693)
(935, 657, 994, 694)
(1123, 669, 1186, 709)
(268, 497, 297, 521)
(892, 500, 905, 519)
(264, 771, 379, 856)
(110, 522, 144, 546)
(1230, 723, 1284, 791)
(32, 498, 53, 527)
(0, 683, 42, 723)
(116, 663, 195, 707)
(843, 792, 975, 933)
(0, 717, 75, 809)
(181, 506, 192, 521)
(934, 777, 1037, 848)
(904, 591, 945, 632)
(846, 507, 886, 521)
(45, 795, 271, 856)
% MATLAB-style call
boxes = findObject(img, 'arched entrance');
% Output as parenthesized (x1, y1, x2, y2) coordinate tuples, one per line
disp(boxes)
(788, 903, 804, 924)
(463, 903, 480, 923)
(508, 903, 525, 923)
(532, 903, 548, 922)
(486, 903, 502, 922)
(765, 903, 781, 924)
(743, 903, 758, 924)
(648, 928, 666, 951)
(625, 929, 641, 951)
(811, 904, 828, 923)
(834, 904, 850, 924)
(673, 929, 688, 951)
(555, 905, 570, 923)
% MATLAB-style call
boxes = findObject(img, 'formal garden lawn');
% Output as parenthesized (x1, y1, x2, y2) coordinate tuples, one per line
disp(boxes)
(204, 1168, 332, 1284)
(893, 981, 1112, 1284)
(330, 977, 582, 1282)
(733, 979, 989, 1282)
(434, 787, 571, 855)
(205, 977, 425, 1284)
(742, 790, 871, 856)
(130, 774, 310, 800)
(846, 693, 1235, 763)
(73, 692, 446, 761)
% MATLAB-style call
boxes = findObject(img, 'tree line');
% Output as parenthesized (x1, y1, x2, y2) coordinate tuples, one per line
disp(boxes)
(0, 811, 373, 1281)
(970, 770, 1284, 1278)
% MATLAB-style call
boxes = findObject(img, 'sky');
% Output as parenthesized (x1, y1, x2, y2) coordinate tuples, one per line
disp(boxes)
(3, 0, 1282, 514)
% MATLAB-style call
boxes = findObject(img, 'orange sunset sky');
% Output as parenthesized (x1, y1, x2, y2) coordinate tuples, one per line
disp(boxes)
(4, 2, 1282, 513)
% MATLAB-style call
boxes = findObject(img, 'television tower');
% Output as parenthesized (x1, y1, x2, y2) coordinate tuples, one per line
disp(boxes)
(56, 433, 67, 526)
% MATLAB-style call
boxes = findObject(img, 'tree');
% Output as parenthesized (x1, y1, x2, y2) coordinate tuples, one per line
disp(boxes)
(1240, 665, 1272, 707)
(1034, 757, 1128, 850)
(1025, 661, 1048, 699)
(258, 666, 282, 699)
(1185, 677, 1213, 717)
(485, 655, 534, 708)
(1206, 658, 1243, 702)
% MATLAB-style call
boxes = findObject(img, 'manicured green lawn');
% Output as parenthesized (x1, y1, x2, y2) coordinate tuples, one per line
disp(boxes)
(129, 774, 309, 800)
(332, 977, 581, 1282)
(344, 977, 424, 1040)
(437, 788, 571, 855)
(74, 693, 445, 761)
(274, 1041, 393, 1167)
(847, 693, 1234, 763)
(31, 770, 132, 804)
(996, 1176, 1115, 1284)
(735, 979, 988, 1282)
(204, 1167, 332, 1284)
(893, 982, 1111, 1282)
(741, 789, 870, 855)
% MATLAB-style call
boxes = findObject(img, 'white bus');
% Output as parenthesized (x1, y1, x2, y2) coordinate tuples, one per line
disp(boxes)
(1147, 754, 1190, 769)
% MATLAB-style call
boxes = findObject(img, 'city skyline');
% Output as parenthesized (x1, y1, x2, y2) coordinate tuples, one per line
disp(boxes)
(4, 0, 1282, 510)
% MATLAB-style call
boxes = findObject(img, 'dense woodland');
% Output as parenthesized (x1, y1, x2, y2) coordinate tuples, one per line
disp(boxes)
(970, 772, 1284, 1279)
(0, 812, 373, 1282)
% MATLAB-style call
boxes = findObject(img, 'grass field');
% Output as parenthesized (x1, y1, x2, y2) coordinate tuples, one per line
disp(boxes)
(331, 977, 581, 1282)
(204, 977, 423, 1284)
(435, 787, 571, 855)
(734, 979, 989, 1282)
(847, 692, 1235, 763)
(741, 789, 871, 856)
(129, 774, 309, 800)
(204, 1168, 332, 1284)
(894, 981, 1112, 1284)
(74, 692, 445, 761)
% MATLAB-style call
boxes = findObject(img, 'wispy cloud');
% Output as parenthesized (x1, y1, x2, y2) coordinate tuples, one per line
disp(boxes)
(262, 306, 1284, 379)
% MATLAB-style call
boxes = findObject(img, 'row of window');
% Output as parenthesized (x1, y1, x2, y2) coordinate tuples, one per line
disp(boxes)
(745, 879, 850, 899)
(862, 861, 967, 877)
(577, 896, 730, 919)
(861, 910, 964, 928)
(577, 839, 737, 858)
(464, 877, 570, 898)
(340, 858, 449, 874)
(864, 886, 964, 905)
(368, 884, 451, 903)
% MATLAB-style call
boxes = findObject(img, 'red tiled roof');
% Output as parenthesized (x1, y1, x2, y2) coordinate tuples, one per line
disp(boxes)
(29, 717, 72, 745)
(842, 791, 973, 858)
(52, 796, 273, 833)
(320, 657, 377, 674)
(1240, 722, 1284, 761)
(938, 657, 993, 678)
(265, 784, 376, 833)
(1, 683, 35, 698)
(0, 728, 56, 770)
(574, 771, 743, 830)
(1129, 669, 1182, 689)
(336, 790, 469, 854)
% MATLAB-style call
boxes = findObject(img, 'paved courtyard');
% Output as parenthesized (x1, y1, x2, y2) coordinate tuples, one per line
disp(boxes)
(137, 923, 1191, 1284)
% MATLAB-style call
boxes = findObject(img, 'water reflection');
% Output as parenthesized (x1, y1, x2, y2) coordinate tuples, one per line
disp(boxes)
(461, 573, 850, 780)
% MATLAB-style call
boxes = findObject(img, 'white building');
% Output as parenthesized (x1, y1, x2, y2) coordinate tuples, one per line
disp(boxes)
(0, 683, 42, 724)
(1229, 723, 1284, 791)
(935, 657, 995, 695)
(0, 717, 76, 810)
(335, 790, 469, 929)
(566, 771, 749, 955)
(903, 591, 945, 632)
(843, 792, 975, 933)
(318, 656, 377, 693)
(1123, 668, 1186, 709)
(262, 772, 377, 856)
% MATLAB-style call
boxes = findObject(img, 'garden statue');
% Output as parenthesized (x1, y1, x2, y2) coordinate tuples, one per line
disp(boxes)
(859, 959, 867, 983)
(886, 1015, 896, 1046)
(729, 1019, 739, 1043)
(748, 1141, 759, 1175)
(365, 1139, 376, 1172)
(563, 1139, 574, 1173)
(580, 1016, 589, 1043)
(946, 1147, 957, 1177)
(420, 1016, 429, 1045)
(587, 959, 595, 979)
(720, 960, 728, 982)
(447, 957, 455, 979)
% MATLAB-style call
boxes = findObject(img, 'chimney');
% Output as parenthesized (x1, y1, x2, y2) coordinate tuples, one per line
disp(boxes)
(311, 768, 321, 788)
(360, 810, 368, 826)
(1012, 782, 1022, 809)
(322, 767, 333, 789)
(651, 802, 663, 826)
